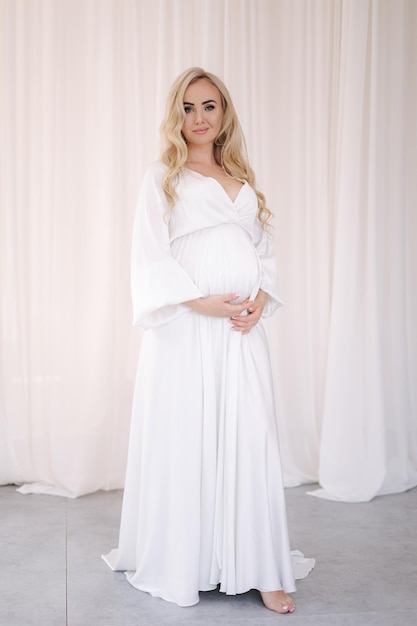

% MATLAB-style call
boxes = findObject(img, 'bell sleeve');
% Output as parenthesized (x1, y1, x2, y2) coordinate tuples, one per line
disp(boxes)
(253, 218, 284, 318)
(131, 163, 204, 328)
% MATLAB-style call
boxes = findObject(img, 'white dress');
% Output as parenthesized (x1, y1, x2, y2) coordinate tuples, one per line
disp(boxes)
(103, 162, 314, 607)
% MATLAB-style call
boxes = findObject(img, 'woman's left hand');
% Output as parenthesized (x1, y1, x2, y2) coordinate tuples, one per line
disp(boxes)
(229, 289, 267, 335)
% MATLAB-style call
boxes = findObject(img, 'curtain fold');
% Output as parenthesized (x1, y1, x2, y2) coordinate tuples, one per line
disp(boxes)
(1, 0, 416, 500)
(311, 0, 417, 501)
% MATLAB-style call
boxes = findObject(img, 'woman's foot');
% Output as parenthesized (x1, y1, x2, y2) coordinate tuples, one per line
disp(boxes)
(260, 590, 295, 614)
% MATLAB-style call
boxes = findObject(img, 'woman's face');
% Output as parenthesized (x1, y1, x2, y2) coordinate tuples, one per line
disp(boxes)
(182, 78, 223, 148)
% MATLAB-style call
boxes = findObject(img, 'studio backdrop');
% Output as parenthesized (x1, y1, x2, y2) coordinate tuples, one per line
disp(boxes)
(1, 0, 416, 501)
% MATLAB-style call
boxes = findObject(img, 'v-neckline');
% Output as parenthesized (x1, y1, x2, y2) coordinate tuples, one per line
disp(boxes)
(184, 167, 246, 205)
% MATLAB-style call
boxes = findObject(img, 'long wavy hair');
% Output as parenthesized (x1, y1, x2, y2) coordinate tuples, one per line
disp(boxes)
(160, 67, 272, 227)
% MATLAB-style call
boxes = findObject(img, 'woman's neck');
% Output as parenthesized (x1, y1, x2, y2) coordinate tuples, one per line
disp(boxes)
(186, 144, 217, 166)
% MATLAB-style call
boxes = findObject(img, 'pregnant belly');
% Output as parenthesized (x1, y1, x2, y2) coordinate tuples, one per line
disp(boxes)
(170, 224, 261, 303)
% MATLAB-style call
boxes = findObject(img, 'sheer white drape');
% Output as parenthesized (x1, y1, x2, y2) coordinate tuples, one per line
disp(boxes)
(1, 0, 416, 500)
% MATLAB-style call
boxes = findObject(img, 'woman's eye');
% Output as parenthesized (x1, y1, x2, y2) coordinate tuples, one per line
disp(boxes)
(205, 105, 215, 111)
(184, 106, 193, 114)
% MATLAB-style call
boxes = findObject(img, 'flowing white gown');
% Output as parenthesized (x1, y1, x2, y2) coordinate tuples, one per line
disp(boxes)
(103, 162, 314, 607)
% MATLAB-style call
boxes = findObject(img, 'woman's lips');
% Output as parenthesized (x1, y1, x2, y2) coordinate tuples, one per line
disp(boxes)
(193, 128, 209, 134)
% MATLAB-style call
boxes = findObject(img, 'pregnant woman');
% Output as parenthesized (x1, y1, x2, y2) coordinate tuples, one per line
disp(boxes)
(103, 67, 313, 614)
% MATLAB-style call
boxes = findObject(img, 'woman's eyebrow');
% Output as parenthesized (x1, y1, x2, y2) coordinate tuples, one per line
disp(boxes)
(183, 99, 217, 106)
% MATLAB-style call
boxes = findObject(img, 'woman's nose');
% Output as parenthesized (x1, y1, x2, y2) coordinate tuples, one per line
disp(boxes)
(194, 108, 204, 124)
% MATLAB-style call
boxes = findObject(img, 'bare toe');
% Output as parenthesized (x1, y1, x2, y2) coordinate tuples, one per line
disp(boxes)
(260, 590, 295, 614)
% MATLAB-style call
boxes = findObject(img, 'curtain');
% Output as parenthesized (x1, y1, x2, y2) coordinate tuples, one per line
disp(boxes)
(1, 0, 416, 501)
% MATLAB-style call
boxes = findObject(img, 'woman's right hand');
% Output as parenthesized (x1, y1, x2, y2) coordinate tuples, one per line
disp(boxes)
(185, 294, 252, 318)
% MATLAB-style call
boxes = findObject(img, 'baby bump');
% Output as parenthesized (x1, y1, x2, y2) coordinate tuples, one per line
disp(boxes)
(170, 224, 261, 302)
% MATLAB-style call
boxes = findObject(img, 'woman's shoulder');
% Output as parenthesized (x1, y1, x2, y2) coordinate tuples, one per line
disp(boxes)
(139, 161, 169, 194)
(143, 160, 168, 180)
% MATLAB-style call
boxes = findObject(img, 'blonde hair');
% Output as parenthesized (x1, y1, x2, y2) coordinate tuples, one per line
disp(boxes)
(160, 67, 272, 227)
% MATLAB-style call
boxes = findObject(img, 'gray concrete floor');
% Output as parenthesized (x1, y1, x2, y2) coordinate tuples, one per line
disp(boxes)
(0, 483, 416, 626)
